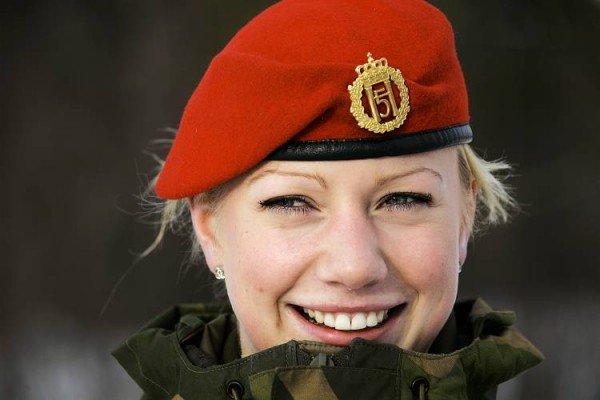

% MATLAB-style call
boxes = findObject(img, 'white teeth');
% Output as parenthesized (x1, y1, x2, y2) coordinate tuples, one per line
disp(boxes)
(314, 310, 324, 323)
(351, 313, 367, 330)
(366, 312, 378, 327)
(323, 313, 336, 328)
(335, 313, 352, 330)
(302, 307, 392, 330)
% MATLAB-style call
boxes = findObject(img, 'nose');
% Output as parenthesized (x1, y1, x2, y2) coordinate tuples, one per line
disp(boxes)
(315, 207, 388, 291)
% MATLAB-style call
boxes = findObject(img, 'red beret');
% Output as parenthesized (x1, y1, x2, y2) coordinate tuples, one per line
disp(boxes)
(156, 0, 471, 199)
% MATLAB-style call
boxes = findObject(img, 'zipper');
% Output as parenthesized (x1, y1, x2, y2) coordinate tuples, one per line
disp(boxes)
(309, 352, 336, 367)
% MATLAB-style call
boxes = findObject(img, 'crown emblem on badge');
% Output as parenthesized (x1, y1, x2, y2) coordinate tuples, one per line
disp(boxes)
(348, 53, 410, 134)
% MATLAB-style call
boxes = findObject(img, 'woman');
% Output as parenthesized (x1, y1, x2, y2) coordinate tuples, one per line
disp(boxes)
(114, 0, 544, 399)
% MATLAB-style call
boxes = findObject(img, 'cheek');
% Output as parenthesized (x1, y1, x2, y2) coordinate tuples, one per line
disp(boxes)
(219, 212, 310, 302)
(385, 225, 459, 293)
(218, 212, 317, 353)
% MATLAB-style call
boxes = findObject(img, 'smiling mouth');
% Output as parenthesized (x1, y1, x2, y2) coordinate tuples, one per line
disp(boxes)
(294, 305, 403, 331)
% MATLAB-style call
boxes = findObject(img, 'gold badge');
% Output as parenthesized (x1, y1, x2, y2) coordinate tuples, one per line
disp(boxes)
(348, 53, 410, 134)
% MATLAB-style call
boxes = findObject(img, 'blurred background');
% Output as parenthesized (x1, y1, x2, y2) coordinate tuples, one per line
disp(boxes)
(1, 0, 599, 398)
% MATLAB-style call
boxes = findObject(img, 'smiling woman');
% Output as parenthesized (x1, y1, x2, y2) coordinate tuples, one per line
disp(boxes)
(193, 152, 467, 355)
(113, 1, 543, 399)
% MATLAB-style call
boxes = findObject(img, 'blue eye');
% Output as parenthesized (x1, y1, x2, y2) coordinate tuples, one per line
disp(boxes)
(378, 192, 433, 210)
(259, 196, 315, 215)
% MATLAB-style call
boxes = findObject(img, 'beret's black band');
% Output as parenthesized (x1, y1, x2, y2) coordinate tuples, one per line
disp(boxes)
(268, 123, 473, 161)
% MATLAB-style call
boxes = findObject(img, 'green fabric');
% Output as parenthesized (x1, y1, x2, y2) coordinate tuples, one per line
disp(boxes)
(113, 299, 544, 400)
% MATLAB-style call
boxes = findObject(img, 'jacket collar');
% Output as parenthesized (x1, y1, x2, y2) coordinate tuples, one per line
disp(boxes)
(113, 299, 543, 399)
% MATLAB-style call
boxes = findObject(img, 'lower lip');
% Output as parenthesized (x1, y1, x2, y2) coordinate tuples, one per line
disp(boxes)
(286, 305, 405, 347)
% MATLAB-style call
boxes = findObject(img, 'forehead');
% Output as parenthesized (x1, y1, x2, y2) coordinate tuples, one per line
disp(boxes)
(246, 147, 459, 184)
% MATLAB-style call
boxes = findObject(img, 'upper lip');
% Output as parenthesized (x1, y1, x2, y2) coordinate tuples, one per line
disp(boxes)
(292, 303, 403, 313)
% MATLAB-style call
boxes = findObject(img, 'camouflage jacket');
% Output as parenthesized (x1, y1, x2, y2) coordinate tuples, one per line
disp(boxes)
(113, 298, 543, 400)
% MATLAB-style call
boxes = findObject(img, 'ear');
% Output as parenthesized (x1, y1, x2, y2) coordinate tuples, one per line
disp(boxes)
(459, 178, 478, 267)
(188, 198, 222, 274)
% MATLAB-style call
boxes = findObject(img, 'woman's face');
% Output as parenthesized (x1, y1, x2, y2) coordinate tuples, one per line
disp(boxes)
(191, 147, 474, 356)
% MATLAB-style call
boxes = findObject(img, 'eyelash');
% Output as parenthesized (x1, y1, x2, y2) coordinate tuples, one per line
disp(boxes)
(259, 196, 315, 215)
(258, 192, 433, 215)
(376, 191, 433, 210)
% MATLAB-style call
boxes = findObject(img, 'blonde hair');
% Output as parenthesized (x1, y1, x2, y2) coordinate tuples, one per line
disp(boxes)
(142, 144, 515, 262)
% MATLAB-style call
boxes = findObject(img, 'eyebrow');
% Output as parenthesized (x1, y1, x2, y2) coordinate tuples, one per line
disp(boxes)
(375, 167, 443, 187)
(247, 169, 328, 189)
(247, 166, 442, 189)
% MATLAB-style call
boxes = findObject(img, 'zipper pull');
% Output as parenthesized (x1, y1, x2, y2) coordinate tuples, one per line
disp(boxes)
(310, 352, 335, 367)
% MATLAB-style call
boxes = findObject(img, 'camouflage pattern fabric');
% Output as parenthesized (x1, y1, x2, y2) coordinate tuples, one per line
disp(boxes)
(113, 299, 544, 399)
